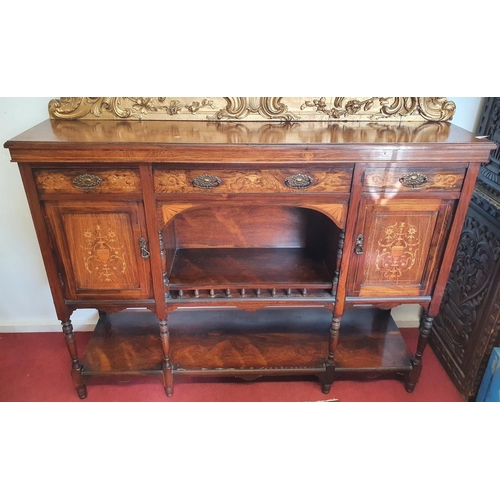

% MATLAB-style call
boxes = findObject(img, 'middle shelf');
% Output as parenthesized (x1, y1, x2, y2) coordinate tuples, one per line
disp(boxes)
(169, 247, 333, 289)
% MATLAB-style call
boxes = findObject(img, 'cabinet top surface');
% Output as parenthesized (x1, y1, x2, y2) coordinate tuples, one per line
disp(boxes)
(4, 119, 492, 146)
(4, 119, 496, 164)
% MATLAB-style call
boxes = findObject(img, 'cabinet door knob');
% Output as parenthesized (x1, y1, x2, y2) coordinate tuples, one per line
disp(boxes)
(139, 237, 151, 258)
(355, 234, 364, 255)
(72, 173, 103, 191)
(284, 174, 314, 189)
(192, 174, 222, 189)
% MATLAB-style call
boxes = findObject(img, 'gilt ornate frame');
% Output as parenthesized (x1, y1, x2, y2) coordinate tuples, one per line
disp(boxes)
(48, 97, 456, 122)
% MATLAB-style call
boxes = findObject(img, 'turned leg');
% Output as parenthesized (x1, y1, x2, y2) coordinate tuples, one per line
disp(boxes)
(405, 314, 434, 393)
(61, 320, 87, 400)
(159, 318, 174, 397)
(322, 316, 341, 394)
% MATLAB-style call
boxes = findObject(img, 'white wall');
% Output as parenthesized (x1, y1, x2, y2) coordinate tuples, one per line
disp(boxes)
(0, 98, 98, 332)
(449, 97, 485, 132)
(0, 97, 486, 332)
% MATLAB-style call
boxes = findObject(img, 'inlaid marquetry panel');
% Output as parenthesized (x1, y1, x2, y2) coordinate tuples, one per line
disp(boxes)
(34, 168, 141, 195)
(65, 213, 139, 290)
(363, 166, 466, 193)
(154, 167, 353, 194)
(43, 202, 152, 300)
(297, 203, 347, 229)
(349, 198, 454, 297)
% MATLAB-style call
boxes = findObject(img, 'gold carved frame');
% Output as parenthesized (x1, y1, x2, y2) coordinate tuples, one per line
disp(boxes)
(48, 97, 456, 122)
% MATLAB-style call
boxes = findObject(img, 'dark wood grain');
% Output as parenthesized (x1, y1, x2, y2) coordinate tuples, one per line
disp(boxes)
(5, 120, 496, 163)
(79, 308, 412, 379)
(166, 205, 338, 250)
(81, 311, 163, 376)
(169, 248, 333, 288)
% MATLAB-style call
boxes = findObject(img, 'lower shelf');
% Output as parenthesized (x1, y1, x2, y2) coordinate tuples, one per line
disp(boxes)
(80, 307, 413, 384)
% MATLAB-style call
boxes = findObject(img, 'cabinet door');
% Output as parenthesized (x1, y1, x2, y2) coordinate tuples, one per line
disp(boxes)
(348, 198, 454, 298)
(44, 202, 152, 300)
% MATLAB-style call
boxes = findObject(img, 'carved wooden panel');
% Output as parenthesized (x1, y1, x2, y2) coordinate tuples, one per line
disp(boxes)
(48, 97, 456, 122)
(477, 97, 500, 172)
(363, 166, 466, 193)
(430, 97, 500, 399)
(34, 168, 141, 195)
(349, 198, 454, 297)
(435, 206, 500, 353)
(154, 167, 353, 194)
(44, 202, 152, 300)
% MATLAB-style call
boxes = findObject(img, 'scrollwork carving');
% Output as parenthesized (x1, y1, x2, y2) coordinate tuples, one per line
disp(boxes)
(211, 97, 297, 121)
(48, 97, 456, 122)
(300, 97, 456, 122)
(49, 97, 217, 120)
(439, 216, 500, 361)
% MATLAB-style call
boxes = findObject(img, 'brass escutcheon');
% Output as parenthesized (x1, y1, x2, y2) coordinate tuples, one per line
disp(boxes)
(284, 174, 314, 189)
(192, 174, 222, 189)
(399, 172, 429, 188)
(72, 173, 103, 191)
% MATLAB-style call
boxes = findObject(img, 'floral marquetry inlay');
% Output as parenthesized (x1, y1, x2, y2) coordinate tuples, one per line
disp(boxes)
(48, 97, 456, 122)
(35, 169, 142, 194)
(363, 169, 465, 191)
(375, 222, 420, 281)
(154, 169, 353, 194)
(83, 225, 126, 282)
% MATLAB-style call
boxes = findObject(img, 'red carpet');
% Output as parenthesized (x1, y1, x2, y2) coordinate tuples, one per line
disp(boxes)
(0, 327, 463, 402)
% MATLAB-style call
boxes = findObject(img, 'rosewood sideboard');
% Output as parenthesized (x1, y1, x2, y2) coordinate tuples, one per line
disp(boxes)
(4, 97, 496, 399)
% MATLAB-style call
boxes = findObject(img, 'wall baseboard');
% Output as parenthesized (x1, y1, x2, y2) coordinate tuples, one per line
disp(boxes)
(1, 315, 421, 332)
(391, 304, 422, 329)
(0, 322, 97, 333)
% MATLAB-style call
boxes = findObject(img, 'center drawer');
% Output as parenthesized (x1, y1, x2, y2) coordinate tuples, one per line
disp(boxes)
(154, 165, 353, 194)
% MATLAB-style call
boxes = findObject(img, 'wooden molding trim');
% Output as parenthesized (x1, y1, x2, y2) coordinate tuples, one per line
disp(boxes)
(48, 97, 456, 122)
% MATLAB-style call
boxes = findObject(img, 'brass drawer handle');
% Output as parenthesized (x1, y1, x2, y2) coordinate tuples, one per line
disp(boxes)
(139, 238, 150, 259)
(284, 174, 314, 189)
(72, 173, 103, 191)
(192, 174, 222, 189)
(399, 172, 429, 188)
(355, 234, 364, 255)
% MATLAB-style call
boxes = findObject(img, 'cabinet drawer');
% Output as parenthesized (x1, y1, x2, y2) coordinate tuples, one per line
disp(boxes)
(154, 166, 353, 194)
(34, 168, 142, 195)
(363, 164, 466, 193)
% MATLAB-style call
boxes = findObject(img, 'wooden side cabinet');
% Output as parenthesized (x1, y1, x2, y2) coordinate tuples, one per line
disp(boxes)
(4, 109, 496, 399)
